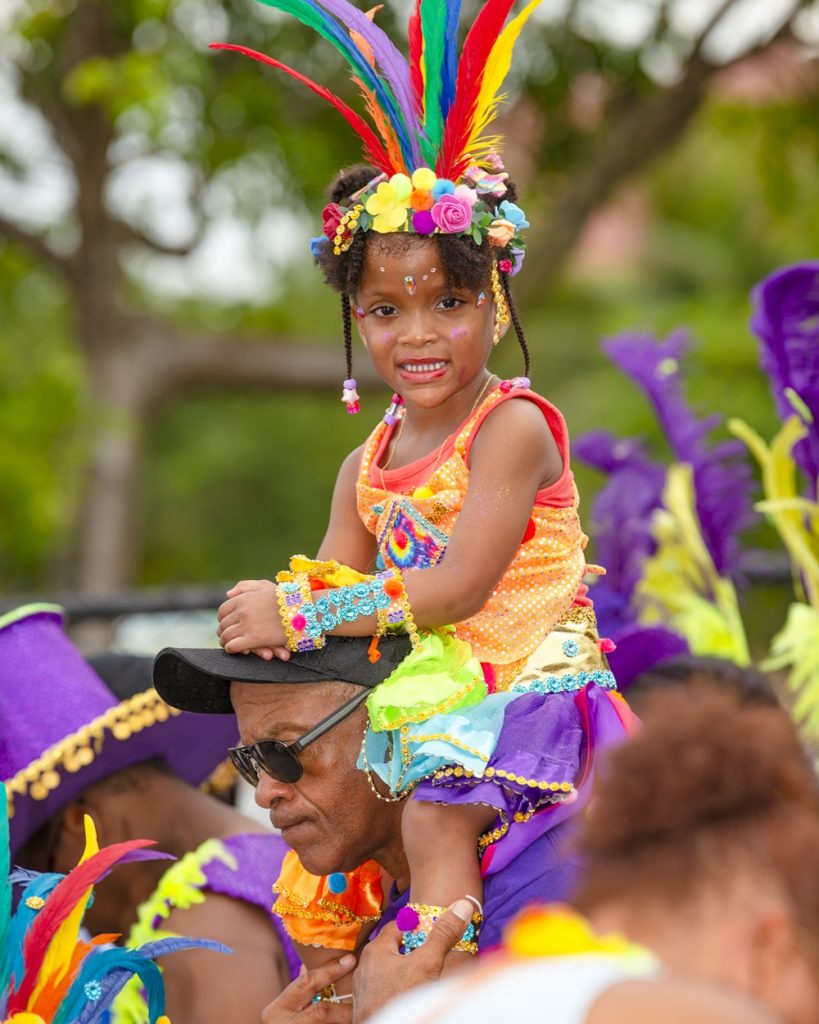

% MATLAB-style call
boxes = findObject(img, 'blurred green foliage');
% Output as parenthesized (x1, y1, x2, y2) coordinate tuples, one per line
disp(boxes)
(0, 0, 817, 653)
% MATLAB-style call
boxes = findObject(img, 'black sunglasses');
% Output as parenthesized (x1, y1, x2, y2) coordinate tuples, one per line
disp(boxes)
(229, 687, 370, 787)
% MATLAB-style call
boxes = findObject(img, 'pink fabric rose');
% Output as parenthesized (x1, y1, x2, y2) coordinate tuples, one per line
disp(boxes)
(487, 218, 515, 247)
(322, 203, 345, 240)
(498, 258, 513, 274)
(431, 194, 473, 234)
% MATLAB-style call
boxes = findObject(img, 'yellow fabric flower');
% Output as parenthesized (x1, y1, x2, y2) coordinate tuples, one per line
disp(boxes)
(411, 167, 437, 191)
(366, 180, 410, 233)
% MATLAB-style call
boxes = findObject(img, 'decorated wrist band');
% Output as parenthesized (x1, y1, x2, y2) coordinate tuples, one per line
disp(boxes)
(396, 900, 483, 956)
(277, 574, 324, 653)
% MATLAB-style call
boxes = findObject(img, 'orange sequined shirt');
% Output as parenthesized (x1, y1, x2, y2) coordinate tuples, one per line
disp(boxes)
(356, 384, 590, 689)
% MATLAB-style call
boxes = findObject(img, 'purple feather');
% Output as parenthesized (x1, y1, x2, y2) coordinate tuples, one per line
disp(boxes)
(574, 430, 666, 634)
(750, 261, 819, 487)
(308, 0, 422, 167)
(601, 331, 755, 576)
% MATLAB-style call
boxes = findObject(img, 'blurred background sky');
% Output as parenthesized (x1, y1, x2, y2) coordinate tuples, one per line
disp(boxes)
(0, 0, 817, 654)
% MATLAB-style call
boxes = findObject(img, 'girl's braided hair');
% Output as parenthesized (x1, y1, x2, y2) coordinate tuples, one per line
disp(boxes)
(314, 164, 531, 381)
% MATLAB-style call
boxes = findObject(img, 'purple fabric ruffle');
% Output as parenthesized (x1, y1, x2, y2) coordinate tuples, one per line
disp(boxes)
(413, 684, 632, 876)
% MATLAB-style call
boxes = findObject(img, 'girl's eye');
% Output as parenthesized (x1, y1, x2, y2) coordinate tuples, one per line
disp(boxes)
(373, 304, 398, 317)
(437, 297, 463, 310)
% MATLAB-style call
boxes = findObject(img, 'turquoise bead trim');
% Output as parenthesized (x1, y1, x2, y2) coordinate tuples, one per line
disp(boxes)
(511, 670, 617, 697)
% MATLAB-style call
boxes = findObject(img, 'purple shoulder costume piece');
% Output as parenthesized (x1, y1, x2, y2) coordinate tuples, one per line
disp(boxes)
(202, 833, 301, 980)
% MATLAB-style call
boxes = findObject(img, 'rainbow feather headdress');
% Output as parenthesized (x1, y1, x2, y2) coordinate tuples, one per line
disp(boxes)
(212, 0, 541, 269)
(0, 785, 227, 1024)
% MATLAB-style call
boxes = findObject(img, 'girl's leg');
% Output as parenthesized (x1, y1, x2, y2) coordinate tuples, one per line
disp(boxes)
(400, 797, 497, 956)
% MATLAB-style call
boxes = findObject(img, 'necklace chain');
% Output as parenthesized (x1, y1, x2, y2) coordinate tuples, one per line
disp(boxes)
(378, 374, 498, 492)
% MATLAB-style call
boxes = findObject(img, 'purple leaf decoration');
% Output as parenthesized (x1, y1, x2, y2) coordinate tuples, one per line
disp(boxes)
(601, 331, 755, 576)
(574, 429, 666, 634)
(750, 261, 819, 487)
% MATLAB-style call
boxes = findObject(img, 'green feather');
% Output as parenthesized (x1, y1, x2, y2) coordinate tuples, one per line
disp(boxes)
(420, 0, 447, 155)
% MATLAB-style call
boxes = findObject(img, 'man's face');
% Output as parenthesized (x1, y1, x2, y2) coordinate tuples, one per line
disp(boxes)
(230, 680, 404, 875)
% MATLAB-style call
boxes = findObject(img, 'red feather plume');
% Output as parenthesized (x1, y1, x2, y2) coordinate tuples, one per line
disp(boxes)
(437, 0, 516, 180)
(407, 0, 425, 116)
(210, 43, 394, 175)
(8, 840, 154, 1013)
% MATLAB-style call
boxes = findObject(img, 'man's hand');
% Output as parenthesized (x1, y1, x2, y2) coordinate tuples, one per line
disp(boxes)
(262, 956, 356, 1024)
(352, 900, 475, 1022)
(217, 580, 290, 660)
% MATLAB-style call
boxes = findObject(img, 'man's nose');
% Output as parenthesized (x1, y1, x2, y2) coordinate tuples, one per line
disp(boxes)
(254, 772, 292, 808)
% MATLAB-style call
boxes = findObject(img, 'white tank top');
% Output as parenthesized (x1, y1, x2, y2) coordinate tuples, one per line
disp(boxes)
(369, 952, 660, 1024)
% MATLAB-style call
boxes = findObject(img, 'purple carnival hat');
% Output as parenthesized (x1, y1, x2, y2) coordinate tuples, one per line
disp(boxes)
(1, 604, 240, 856)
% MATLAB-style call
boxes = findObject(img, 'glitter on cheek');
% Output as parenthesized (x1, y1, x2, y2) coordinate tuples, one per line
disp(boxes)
(450, 327, 467, 340)
(355, 307, 365, 318)
(476, 292, 487, 307)
(404, 275, 417, 295)
(380, 331, 396, 345)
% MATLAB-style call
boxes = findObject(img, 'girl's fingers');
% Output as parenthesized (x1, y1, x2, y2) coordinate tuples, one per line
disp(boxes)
(225, 636, 253, 654)
(278, 955, 357, 1012)
(253, 647, 275, 660)
(273, 646, 291, 661)
(226, 579, 272, 598)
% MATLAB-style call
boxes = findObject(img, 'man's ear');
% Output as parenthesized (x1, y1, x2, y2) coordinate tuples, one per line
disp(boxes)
(747, 904, 794, 1001)
(50, 798, 95, 873)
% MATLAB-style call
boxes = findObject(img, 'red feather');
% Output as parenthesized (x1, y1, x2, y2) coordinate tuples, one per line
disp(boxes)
(9, 840, 155, 1012)
(407, 0, 424, 116)
(437, 0, 516, 179)
(210, 44, 394, 175)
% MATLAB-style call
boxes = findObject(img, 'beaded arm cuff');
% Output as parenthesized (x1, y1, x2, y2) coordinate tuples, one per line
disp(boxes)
(275, 559, 422, 653)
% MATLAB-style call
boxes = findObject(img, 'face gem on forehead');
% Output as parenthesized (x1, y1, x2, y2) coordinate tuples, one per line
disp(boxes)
(422, 275, 428, 281)
(379, 266, 385, 272)
(476, 291, 487, 307)
(404, 275, 417, 295)
(430, 267, 437, 273)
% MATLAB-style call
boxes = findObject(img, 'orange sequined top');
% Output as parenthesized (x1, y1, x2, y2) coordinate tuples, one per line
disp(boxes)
(356, 383, 591, 690)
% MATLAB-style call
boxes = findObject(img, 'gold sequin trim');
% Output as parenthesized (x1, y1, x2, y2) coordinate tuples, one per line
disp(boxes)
(559, 605, 598, 627)
(4, 688, 181, 817)
(272, 885, 381, 927)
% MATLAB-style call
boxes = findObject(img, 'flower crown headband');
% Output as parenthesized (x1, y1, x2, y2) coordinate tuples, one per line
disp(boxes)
(211, 0, 543, 268)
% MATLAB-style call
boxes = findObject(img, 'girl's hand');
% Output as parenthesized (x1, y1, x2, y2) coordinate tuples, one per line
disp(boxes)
(217, 580, 290, 659)
(261, 956, 356, 1024)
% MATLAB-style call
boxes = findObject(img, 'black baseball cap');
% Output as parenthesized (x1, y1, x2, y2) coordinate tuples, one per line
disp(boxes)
(153, 634, 412, 714)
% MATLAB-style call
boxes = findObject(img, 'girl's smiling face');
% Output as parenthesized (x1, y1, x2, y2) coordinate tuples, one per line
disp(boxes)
(354, 237, 498, 410)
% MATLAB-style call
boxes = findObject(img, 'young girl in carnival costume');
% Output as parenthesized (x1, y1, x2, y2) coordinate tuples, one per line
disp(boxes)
(213, 0, 634, 968)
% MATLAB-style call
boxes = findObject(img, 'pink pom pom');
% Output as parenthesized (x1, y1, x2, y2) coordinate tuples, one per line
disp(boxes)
(291, 614, 307, 632)
(396, 906, 421, 932)
(498, 259, 513, 274)
(499, 380, 513, 393)
(600, 638, 617, 654)
(346, 401, 360, 415)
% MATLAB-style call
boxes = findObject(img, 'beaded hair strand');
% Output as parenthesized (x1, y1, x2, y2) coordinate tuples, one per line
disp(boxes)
(503, 274, 530, 378)
(341, 292, 353, 383)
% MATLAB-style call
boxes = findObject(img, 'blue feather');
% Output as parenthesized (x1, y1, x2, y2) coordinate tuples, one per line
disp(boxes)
(0, 787, 10, 1012)
(441, 0, 462, 121)
(4, 873, 63, 995)
(56, 938, 230, 1024)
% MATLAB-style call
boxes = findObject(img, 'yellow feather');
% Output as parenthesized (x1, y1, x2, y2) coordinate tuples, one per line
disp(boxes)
(29, 816, 101, 1006)
(466, 0, 543, 155)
